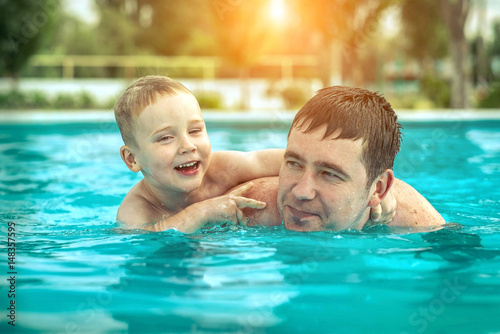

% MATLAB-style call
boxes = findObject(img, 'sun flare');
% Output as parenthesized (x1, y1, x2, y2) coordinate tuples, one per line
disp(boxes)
(269, 0, 287, 23)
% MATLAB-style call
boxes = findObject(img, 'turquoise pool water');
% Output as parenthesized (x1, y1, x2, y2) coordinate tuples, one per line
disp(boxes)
(1, 117, 499, 333)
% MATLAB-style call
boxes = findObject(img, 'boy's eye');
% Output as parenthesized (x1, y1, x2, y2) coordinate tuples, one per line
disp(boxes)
(158, 136, 173, 142)
(190, 129, 201, 134)
(189, 126, 205, 134)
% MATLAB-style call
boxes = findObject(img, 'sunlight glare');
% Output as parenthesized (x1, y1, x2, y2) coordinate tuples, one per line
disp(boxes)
(269, 0, 287, 24)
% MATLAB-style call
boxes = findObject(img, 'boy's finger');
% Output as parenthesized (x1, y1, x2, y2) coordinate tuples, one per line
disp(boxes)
(236, 208, 248, 226)
(229, 182, 254, 196)
(370, 204, 382, 221)
(234, 197, 266, 209)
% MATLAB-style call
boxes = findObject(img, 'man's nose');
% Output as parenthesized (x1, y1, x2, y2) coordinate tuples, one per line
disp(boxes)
(291, 170, 316, 200)
(178, 136, 196, 154)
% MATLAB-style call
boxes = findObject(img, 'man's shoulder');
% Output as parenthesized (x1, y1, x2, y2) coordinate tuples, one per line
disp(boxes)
(388, 178, 446, 228)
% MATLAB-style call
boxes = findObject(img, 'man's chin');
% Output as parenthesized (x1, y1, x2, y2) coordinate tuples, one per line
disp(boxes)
(283, 218, 321, 232)
(281, 207, 323, 232)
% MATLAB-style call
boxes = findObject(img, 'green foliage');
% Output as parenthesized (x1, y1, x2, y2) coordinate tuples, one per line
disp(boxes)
(420, 73, 450, 108)
(29, 90, 51, 108)
(213, 0, 276, 68)
(76, 91, 95, 109)
(287, 0, 399, 86)
(44, 6, 141, 56)
(478, 84, 500, 108)
(0, 0, 60, 77)
(102, 96, 119, 110)
(94, 7, 139, 55)
(490, 21, 500, 57)
(401, 0, 448, 61)
(52, 92, 77, 109)
(194, 91, 223, 109)
(0, 90, 26, 109)
(0, 90, 54, 109)
(488, 20, 500, 81)
(0, 89, 226, 110)
(138, 0, 216, 56)
(280, 85, 311, 109)
(385, 92, 435, 109)
(0, 90, 104, 110)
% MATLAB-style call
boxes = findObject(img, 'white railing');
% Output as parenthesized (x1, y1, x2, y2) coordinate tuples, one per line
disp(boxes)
(28, 55, 318, 80)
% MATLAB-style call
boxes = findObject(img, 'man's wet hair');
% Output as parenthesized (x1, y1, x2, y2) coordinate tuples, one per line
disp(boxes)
(290, 86, 403, 185)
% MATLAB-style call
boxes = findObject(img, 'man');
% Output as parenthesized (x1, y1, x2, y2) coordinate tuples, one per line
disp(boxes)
(242, 86, 445, 231)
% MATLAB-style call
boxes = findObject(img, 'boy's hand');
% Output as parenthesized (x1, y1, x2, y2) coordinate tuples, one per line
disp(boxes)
(150, 183, 266, 234)
(368, 190, 396, 225)
(205, 182, 267, 226)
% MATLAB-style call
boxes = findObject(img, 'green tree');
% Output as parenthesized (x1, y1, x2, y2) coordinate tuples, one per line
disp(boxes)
(0, 0, 60, 82)
(438, 0, 471, 109)
(476, 19, 500, 108)
(92, 0, 216, 57)
(289, 0, 397, 87)
(401, 0, 448, 71)
(139, 0, 215, 56)
(401, 0, 450, 107)
(211, 0, 279, 108)
(488, 20, 500, 81)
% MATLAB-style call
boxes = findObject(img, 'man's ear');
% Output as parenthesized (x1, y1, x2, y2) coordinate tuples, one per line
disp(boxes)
(120, 145, 141, 173)
(368, 169, 394, 207)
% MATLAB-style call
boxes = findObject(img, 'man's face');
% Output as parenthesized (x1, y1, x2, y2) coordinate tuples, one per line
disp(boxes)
(277, 124, 375, 232)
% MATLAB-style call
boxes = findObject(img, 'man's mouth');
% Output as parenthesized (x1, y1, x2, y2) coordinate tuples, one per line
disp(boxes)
(174, 161, 200, 175)
(283, 205, 322, 232)
(286, 206, 320, 221)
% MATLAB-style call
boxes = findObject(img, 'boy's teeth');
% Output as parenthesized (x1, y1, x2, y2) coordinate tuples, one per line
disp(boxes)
(177, 162, 197, 168)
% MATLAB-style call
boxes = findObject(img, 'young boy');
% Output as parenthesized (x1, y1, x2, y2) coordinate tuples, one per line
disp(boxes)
(114, 75, 285, 233)
(115, 76, 391, 233)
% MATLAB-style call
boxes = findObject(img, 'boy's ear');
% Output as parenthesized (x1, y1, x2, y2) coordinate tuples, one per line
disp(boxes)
(367, 169, 394, 207)
(120, 145, 141, 173)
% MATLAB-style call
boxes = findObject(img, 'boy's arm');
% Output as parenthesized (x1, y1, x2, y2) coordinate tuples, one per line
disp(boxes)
(213, 149, 285, 185)
(117, 183, 266, 233)
(388, 178, 446, 228)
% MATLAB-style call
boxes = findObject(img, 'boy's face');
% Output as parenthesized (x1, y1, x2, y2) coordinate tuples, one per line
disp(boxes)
(130, 93, 211, 194)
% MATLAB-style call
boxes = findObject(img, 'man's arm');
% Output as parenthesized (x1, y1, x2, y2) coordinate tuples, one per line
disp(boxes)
(388, 178, 445, 228)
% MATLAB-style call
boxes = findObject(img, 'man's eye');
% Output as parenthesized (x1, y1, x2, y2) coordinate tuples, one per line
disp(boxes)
(287, 161, 301, 169)
(190, 128, 202, 134)
(322, 171, 339, 180)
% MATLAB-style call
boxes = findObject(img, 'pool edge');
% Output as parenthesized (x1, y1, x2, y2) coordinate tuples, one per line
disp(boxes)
(1, 109, 499, 124)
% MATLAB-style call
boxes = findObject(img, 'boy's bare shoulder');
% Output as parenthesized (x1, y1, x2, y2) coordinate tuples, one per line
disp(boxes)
(116, 181, 166, 229)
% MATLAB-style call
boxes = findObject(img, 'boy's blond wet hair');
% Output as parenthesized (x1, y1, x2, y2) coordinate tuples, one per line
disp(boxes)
(114, 75, 193, 146)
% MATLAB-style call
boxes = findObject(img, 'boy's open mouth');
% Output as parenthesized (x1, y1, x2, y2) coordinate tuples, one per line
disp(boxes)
(174, 161, 200, 174)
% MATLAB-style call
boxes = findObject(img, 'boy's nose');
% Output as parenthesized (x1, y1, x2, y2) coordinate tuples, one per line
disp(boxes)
(291, 171, 316, 201)
(178, 137, 196, 154)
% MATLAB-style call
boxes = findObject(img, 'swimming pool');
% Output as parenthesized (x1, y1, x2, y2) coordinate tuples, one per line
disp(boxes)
(1, 112, 499, 333)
